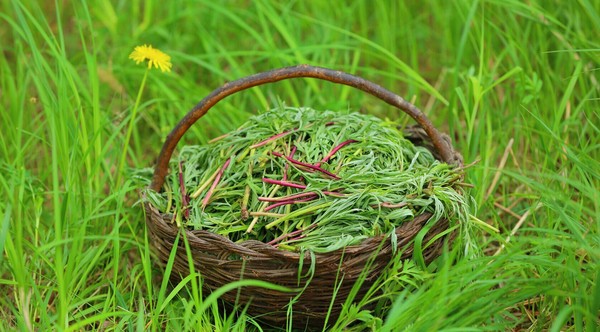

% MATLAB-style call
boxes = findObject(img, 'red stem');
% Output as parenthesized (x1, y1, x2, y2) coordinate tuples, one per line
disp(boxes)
(267, 224, 317, 245)
(259, 191, 318, 202)
(261, 178, 346, 197)
(316, 139, 357, 167)
(262, 178, 306, 189)
(250, 130, 293, 149)
(282, 145, 297, 181)
(201, 158, 231, 209)
(272, 151, 340, 179)
(285, 234, 307, 243)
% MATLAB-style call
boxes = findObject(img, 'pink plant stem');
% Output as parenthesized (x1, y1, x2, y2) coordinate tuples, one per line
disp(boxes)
(261, 178, 346, 198)
(271, 151, 340, 179)
(178, 161, 190, 219)
(282, 145, 297, 181)
(201, 158, 231, 209)
(250, 130, 293, 149)
(285, 234, 307, 243)
(262, 178, 307, 189)
(267, 224, 317, 245)
(258, 191, 318, 202)
(264, 196, 317, 212)
(316, 139, 358, 167)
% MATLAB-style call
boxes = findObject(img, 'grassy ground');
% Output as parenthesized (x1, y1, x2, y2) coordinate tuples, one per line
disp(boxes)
(1, 0, 598, 331)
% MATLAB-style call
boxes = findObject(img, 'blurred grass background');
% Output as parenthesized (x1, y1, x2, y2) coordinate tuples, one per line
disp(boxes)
(0, 0, 598, 331)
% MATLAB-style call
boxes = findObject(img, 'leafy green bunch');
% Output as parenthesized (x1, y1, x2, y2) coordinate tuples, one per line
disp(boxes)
(145, 107, 470, 253)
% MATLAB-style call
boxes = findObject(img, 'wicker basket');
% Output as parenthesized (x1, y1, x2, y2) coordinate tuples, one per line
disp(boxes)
(143, 65, 463, 328)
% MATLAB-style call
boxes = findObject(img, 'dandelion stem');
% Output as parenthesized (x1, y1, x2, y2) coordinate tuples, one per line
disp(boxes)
(116, 69, 148, 186)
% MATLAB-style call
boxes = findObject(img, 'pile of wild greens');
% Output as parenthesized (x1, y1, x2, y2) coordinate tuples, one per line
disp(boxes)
(144, 107, 469, 253)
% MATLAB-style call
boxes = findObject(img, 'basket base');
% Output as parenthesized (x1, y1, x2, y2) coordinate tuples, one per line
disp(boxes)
(144, 203, 454, 328)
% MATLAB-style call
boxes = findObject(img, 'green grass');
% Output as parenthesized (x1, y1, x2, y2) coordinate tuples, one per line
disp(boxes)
(0, 0, 598, 331)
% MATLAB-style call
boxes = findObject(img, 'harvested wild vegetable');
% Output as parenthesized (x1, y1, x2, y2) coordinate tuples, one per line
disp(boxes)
(144, 106, 469, 253)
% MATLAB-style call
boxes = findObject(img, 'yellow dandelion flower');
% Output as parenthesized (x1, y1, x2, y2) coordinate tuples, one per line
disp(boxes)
(129, 44, 172, 72)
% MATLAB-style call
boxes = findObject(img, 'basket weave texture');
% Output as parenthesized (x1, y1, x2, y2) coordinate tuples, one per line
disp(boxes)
(143, 65, 464, 328)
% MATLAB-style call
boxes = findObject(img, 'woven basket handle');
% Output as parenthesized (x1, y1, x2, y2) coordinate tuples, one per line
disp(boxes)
(149, 64, 455, 191)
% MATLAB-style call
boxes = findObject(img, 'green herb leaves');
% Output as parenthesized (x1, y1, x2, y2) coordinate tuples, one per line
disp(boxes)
(147, 107, 469, 253)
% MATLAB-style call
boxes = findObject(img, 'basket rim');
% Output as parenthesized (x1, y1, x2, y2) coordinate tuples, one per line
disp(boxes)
(144, 201, 441, 260)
